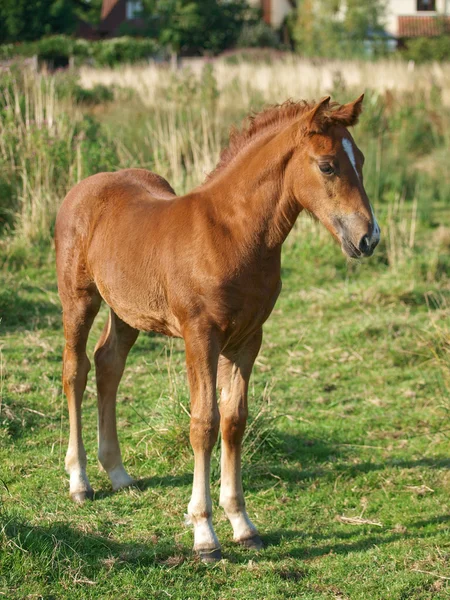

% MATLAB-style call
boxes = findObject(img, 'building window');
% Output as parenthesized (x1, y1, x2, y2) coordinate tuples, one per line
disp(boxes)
(417, 0, 435, 10)
(126, 1, 142, 20)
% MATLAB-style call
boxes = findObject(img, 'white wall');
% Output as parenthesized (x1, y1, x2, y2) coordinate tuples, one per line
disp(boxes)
(385, 0, 450, 36)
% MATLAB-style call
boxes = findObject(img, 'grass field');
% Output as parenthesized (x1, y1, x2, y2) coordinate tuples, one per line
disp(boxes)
(1, 58, 450, 599)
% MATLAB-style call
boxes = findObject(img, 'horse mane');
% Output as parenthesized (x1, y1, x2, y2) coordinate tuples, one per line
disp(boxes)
(207, 100, 313, 182)
(207, 96, 362, 182)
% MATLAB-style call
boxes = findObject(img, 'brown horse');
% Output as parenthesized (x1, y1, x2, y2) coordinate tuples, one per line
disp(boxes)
(55, 95, 380, 561)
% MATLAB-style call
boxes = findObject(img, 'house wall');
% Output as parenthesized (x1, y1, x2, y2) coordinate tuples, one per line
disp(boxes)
(384, 0, 450, 36)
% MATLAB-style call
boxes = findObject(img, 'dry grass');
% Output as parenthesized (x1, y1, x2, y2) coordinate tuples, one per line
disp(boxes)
(0, 70, 83, 244)
(79, 56, 450, 107)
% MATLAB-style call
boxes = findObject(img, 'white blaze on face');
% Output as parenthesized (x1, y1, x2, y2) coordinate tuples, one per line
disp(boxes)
(342, 138, 358, 180)
(342, 137, 380, 246)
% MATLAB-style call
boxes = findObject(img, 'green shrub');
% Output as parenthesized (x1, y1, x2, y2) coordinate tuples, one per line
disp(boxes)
(401, 35, 450, 63)
(73, 84, 114, 105)
(236, 22, 281, 49)
(34, 35, 74, 59)
(0, 35, 159, 66)
(91, 37, 158, 66)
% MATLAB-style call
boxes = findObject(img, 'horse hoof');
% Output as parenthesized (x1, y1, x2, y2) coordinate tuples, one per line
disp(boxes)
(109, 467, 135, 492)
(195, 546, 222, 563)
(70, 489, 94, 504)
(236, 534, 264, 551)
(112, 479, 136, 492)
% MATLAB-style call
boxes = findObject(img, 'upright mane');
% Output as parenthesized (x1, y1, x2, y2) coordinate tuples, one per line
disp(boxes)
(207, 100, 314, 182)
(207, 95, 364, 182)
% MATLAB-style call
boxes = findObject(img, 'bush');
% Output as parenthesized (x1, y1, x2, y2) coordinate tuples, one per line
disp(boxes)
(144, 0, 250, 55)
(0, 35, 159, 66)
(401, 36, 450, 63)
(236, 22, 281, 49)
(91, 37, 158, 66)
(73, 84, 114, 105)
(34, 35, 74, 60)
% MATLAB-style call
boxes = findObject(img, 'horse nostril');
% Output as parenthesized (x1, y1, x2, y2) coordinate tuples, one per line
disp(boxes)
(359, 234, 371, 255)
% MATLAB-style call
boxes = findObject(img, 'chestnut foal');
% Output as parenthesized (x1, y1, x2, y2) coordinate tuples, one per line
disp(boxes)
(55, 95, 380, 561)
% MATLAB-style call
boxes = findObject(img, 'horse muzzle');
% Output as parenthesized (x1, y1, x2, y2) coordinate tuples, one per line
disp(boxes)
(334, 214, 381, 259)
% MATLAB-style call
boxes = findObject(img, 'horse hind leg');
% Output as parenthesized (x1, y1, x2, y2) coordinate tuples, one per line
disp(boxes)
(94, 310, 139, 491)
(61, 287, 101, 503)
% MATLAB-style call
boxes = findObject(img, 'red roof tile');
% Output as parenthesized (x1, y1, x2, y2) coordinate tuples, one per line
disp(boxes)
(101, 0, 122, 20)
(398, 16, 450, 37)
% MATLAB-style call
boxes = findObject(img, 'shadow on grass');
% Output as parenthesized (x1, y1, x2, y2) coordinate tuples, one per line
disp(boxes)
(4, 509, 450, 576)
(0, 286, 61, 332)
(1, 515, 191, 580)
(226, 512, 450, 564)
(242, 430, 450, 492)
(93, 473, 192, 500)
(91, 431, 450, 499)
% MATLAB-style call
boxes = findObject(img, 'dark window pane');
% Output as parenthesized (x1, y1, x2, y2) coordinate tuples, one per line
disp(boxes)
(417, 0, 436, 10)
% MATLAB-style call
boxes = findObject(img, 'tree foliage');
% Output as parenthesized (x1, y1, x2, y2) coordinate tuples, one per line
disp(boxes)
(289, 0, 387, 58)
(402, 35, 450, 63)
(142, 0, 251, 54)
(0, 0, 103, 43)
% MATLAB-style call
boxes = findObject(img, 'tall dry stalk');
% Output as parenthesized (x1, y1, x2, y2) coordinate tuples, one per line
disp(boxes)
(385, 194, 419, 270)
(0, 70, 83, 243)
(79, 57, 450, 108)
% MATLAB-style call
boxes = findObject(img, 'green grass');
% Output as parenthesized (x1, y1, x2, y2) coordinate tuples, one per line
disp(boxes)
(1, 225, 450, 599)
(1, 60, 450, 599)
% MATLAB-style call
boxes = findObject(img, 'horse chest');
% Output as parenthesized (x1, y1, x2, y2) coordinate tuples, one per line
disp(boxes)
(222, 276, 282, 341)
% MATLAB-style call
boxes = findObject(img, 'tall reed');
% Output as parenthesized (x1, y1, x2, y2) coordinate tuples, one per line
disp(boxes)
(0, 69, 82, 244)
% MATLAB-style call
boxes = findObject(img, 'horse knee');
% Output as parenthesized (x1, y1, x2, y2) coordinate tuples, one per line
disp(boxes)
(63, 347, 90, 389)
(221, 409, 248, 445)
(94, 343, 110, 370)
(190, 409, 220, 452)
(94, 344, 117, 386)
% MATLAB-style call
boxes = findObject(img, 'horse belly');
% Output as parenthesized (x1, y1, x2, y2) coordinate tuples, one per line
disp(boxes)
(95, 275, 182, 337)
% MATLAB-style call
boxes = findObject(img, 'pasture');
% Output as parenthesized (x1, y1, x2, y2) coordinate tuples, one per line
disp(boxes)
(1, 57, 450, 599)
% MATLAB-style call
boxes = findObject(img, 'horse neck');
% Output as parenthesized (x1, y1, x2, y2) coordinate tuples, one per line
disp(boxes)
(198, 128, 301, 254)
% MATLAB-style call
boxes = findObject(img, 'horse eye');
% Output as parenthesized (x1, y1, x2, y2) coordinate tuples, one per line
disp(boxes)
(319, 163, 334, 175)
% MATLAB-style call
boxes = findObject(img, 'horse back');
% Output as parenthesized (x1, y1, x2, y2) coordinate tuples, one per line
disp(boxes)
(56, 167, 174, 240)
(55, 168, 175, 282)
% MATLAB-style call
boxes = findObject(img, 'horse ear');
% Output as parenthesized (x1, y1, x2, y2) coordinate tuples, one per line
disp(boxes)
(331, 93, 364, 127)
(305, 96, 331, 132)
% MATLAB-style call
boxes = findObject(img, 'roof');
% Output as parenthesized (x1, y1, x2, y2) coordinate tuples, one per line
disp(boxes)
(101, 0, 121, 20)
(398, 16, 450, 38)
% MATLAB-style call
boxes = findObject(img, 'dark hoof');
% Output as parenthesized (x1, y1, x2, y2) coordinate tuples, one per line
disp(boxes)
(70, 489, 94, 504)
(195, 546, 222, 563)
(236, 534, 264, 551)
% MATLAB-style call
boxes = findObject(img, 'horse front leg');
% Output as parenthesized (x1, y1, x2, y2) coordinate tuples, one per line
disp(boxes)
(184, 325, 222, 561)
(219, 329, 263, 549)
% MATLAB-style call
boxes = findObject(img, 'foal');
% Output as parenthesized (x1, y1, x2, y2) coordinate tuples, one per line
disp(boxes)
(55, 95, 380, 561)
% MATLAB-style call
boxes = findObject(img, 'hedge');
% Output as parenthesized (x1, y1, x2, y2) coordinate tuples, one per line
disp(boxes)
(0, 35, 160, 66)
(401, 35, 450, 63)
